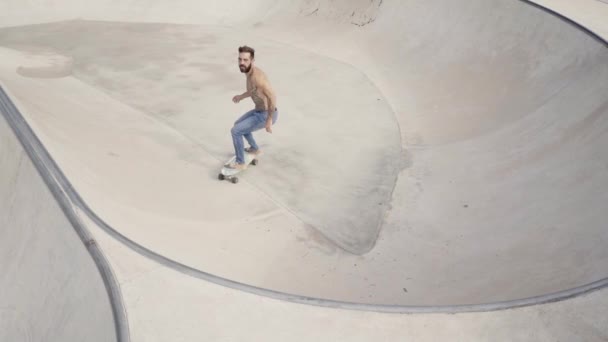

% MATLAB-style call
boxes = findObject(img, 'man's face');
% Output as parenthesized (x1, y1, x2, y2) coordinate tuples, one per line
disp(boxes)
(238, 52, 253, 73)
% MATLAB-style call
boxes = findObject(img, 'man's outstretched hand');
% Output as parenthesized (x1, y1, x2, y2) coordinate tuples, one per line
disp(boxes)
(265, 122, 273, 133)
(232, 95, 241, 103)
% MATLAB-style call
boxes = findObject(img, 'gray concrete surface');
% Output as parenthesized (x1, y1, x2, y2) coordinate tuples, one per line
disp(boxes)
(0, 88, 125, 341)
(93, 223, 608, 342)
(3, 0, 606, 307)
(0, 0, 608, 340)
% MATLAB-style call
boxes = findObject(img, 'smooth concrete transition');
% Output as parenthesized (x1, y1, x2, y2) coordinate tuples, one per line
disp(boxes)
(0, 91, 123, 340)
(1, 0, 608, 340)
(0, 0, 606, 307)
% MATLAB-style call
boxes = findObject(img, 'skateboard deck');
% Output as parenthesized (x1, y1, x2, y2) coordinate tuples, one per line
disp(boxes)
(218, 151, 258, 183)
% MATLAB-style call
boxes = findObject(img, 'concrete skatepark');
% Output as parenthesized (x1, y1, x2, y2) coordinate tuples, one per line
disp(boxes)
(1, 0, 607, 340)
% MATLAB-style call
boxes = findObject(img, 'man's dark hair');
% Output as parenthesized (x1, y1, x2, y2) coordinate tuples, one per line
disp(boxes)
(238, 45, 255, 58)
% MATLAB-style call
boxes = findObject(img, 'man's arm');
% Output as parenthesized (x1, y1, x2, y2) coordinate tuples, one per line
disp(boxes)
(233, 90, 252, 103)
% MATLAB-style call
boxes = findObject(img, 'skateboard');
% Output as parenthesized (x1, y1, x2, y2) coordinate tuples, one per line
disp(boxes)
(218, 151, 258, 184)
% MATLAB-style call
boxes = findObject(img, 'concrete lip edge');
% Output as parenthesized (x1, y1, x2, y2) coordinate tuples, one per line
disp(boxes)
(520, 0, 608, 47)
(0, 84, 130, 342)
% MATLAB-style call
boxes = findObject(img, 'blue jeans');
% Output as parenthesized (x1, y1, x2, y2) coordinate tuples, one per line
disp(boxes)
(231, 109, 278, 164)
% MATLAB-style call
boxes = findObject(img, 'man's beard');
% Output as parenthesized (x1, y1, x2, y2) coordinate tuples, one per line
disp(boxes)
(239, 64, 251, 73)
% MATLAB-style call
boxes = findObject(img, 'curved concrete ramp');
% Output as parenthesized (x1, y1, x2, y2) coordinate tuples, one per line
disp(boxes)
(0, 0, 607, 312)
(0, 90, 126, 340)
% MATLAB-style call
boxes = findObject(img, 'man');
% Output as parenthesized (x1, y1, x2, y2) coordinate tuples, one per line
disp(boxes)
(228, 45, 278, 170)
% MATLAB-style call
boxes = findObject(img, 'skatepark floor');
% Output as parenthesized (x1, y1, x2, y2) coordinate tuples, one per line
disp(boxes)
(1, 0, 608, 341)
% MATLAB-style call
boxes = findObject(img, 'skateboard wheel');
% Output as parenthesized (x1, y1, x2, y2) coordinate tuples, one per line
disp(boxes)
(218, 173, 225, 180)
(252, 159, 258, 166)
(231, 177, 239, 184)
